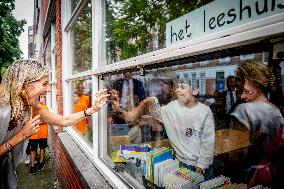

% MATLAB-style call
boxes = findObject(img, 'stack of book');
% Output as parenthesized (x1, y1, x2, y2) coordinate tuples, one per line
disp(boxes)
(143, 147, 174, 186)
(163, 167, 204, 189)
(154, 159, 179, 187)
(119, 144, 151, 160)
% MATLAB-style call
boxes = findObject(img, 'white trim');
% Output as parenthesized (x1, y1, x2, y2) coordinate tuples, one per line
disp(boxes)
(65, 70, 93, 80)
(93, 0, 101, 161)
(64, 0, 91, 32)
(51, 24, 56, 82)
(64, 0, 89, 32)
(62, 0, 72, 117)
(94, 13, 284, 75)
(93, 0, 101, 155)
(91, 0, 129, 188)
(50, 23, 58, 113)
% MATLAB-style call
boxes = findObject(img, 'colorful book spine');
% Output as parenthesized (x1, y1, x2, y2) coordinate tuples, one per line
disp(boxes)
(154, 159, 179, 187)
(144, 147, 173, 183)
(199, 175, 231, 189)
(164, 168, 204, 189)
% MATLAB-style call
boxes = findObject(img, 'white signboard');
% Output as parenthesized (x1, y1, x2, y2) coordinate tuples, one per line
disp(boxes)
(166, 0, 284, 47)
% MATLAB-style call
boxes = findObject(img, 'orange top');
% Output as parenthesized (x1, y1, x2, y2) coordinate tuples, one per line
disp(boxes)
(74, 95, 90, 134)
(30, 104, 49, 139)
(79, 95, 90, 108)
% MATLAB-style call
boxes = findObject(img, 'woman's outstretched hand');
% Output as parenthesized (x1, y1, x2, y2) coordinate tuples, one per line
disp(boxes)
(87, 89, 109, 115)
(19, 115, 41, 139)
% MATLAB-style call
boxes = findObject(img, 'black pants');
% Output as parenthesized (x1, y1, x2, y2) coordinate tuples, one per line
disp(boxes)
(0, 155, 9, 189)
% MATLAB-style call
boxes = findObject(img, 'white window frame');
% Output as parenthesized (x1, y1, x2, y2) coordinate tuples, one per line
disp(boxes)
(45, 36, 52, 108)
(50, 23, 58, 113)
(62, 0, 95, 154)
(62, 0, 129, 188)
(61, 1, 284, 188)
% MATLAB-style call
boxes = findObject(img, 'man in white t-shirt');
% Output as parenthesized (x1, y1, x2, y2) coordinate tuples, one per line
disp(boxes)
(161, 79, 215, 177)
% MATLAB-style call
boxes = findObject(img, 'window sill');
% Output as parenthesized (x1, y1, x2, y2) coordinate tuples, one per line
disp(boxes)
(58, 132, 112, 189)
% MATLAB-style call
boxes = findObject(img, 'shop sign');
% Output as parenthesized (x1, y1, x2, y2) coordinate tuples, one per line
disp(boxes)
(166, 0, 284, 47)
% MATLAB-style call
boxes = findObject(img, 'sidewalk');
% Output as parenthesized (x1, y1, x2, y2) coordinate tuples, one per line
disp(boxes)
(16, 149, 61, 189)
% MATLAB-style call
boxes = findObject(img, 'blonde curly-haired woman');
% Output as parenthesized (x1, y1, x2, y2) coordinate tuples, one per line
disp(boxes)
(0, 59, 108, 189)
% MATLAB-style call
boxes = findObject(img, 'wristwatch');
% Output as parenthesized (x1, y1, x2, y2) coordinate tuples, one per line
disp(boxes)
(84, 109, 92, 117)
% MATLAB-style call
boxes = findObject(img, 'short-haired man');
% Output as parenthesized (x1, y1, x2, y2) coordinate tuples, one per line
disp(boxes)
(161, 79, 215, 178)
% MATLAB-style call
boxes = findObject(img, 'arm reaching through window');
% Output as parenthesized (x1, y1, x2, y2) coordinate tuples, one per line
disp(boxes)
(110, 89, 162, 127)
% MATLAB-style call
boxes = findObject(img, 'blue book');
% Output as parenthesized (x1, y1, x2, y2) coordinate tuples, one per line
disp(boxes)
(152, 149, 173, 164)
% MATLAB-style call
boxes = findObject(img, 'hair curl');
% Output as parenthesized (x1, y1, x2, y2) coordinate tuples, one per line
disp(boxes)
(0, 59, 49, 121)
(237, 60, 275, 94)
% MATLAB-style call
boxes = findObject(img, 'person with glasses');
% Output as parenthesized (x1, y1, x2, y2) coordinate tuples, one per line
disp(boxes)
(229, 61, 284, 188)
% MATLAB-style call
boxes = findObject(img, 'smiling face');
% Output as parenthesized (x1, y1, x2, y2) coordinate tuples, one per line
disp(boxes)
(175, 82, 196, 106)
(24, 76, 51, 106)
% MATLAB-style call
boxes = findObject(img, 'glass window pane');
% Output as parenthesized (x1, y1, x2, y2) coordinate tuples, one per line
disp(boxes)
(71, 0, 92, 74)
(71, 0, 81, 12)
(101, 40, 284, 188)
(104, 0, 212, 64)
(72, 77, 93, 144)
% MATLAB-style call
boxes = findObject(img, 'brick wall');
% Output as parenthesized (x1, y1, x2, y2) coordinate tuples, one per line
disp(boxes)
(49, 126, 85, 189)
(55, 0, 63, 116)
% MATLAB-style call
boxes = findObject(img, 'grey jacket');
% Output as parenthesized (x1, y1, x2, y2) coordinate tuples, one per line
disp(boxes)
(0, 105, 25, 189)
